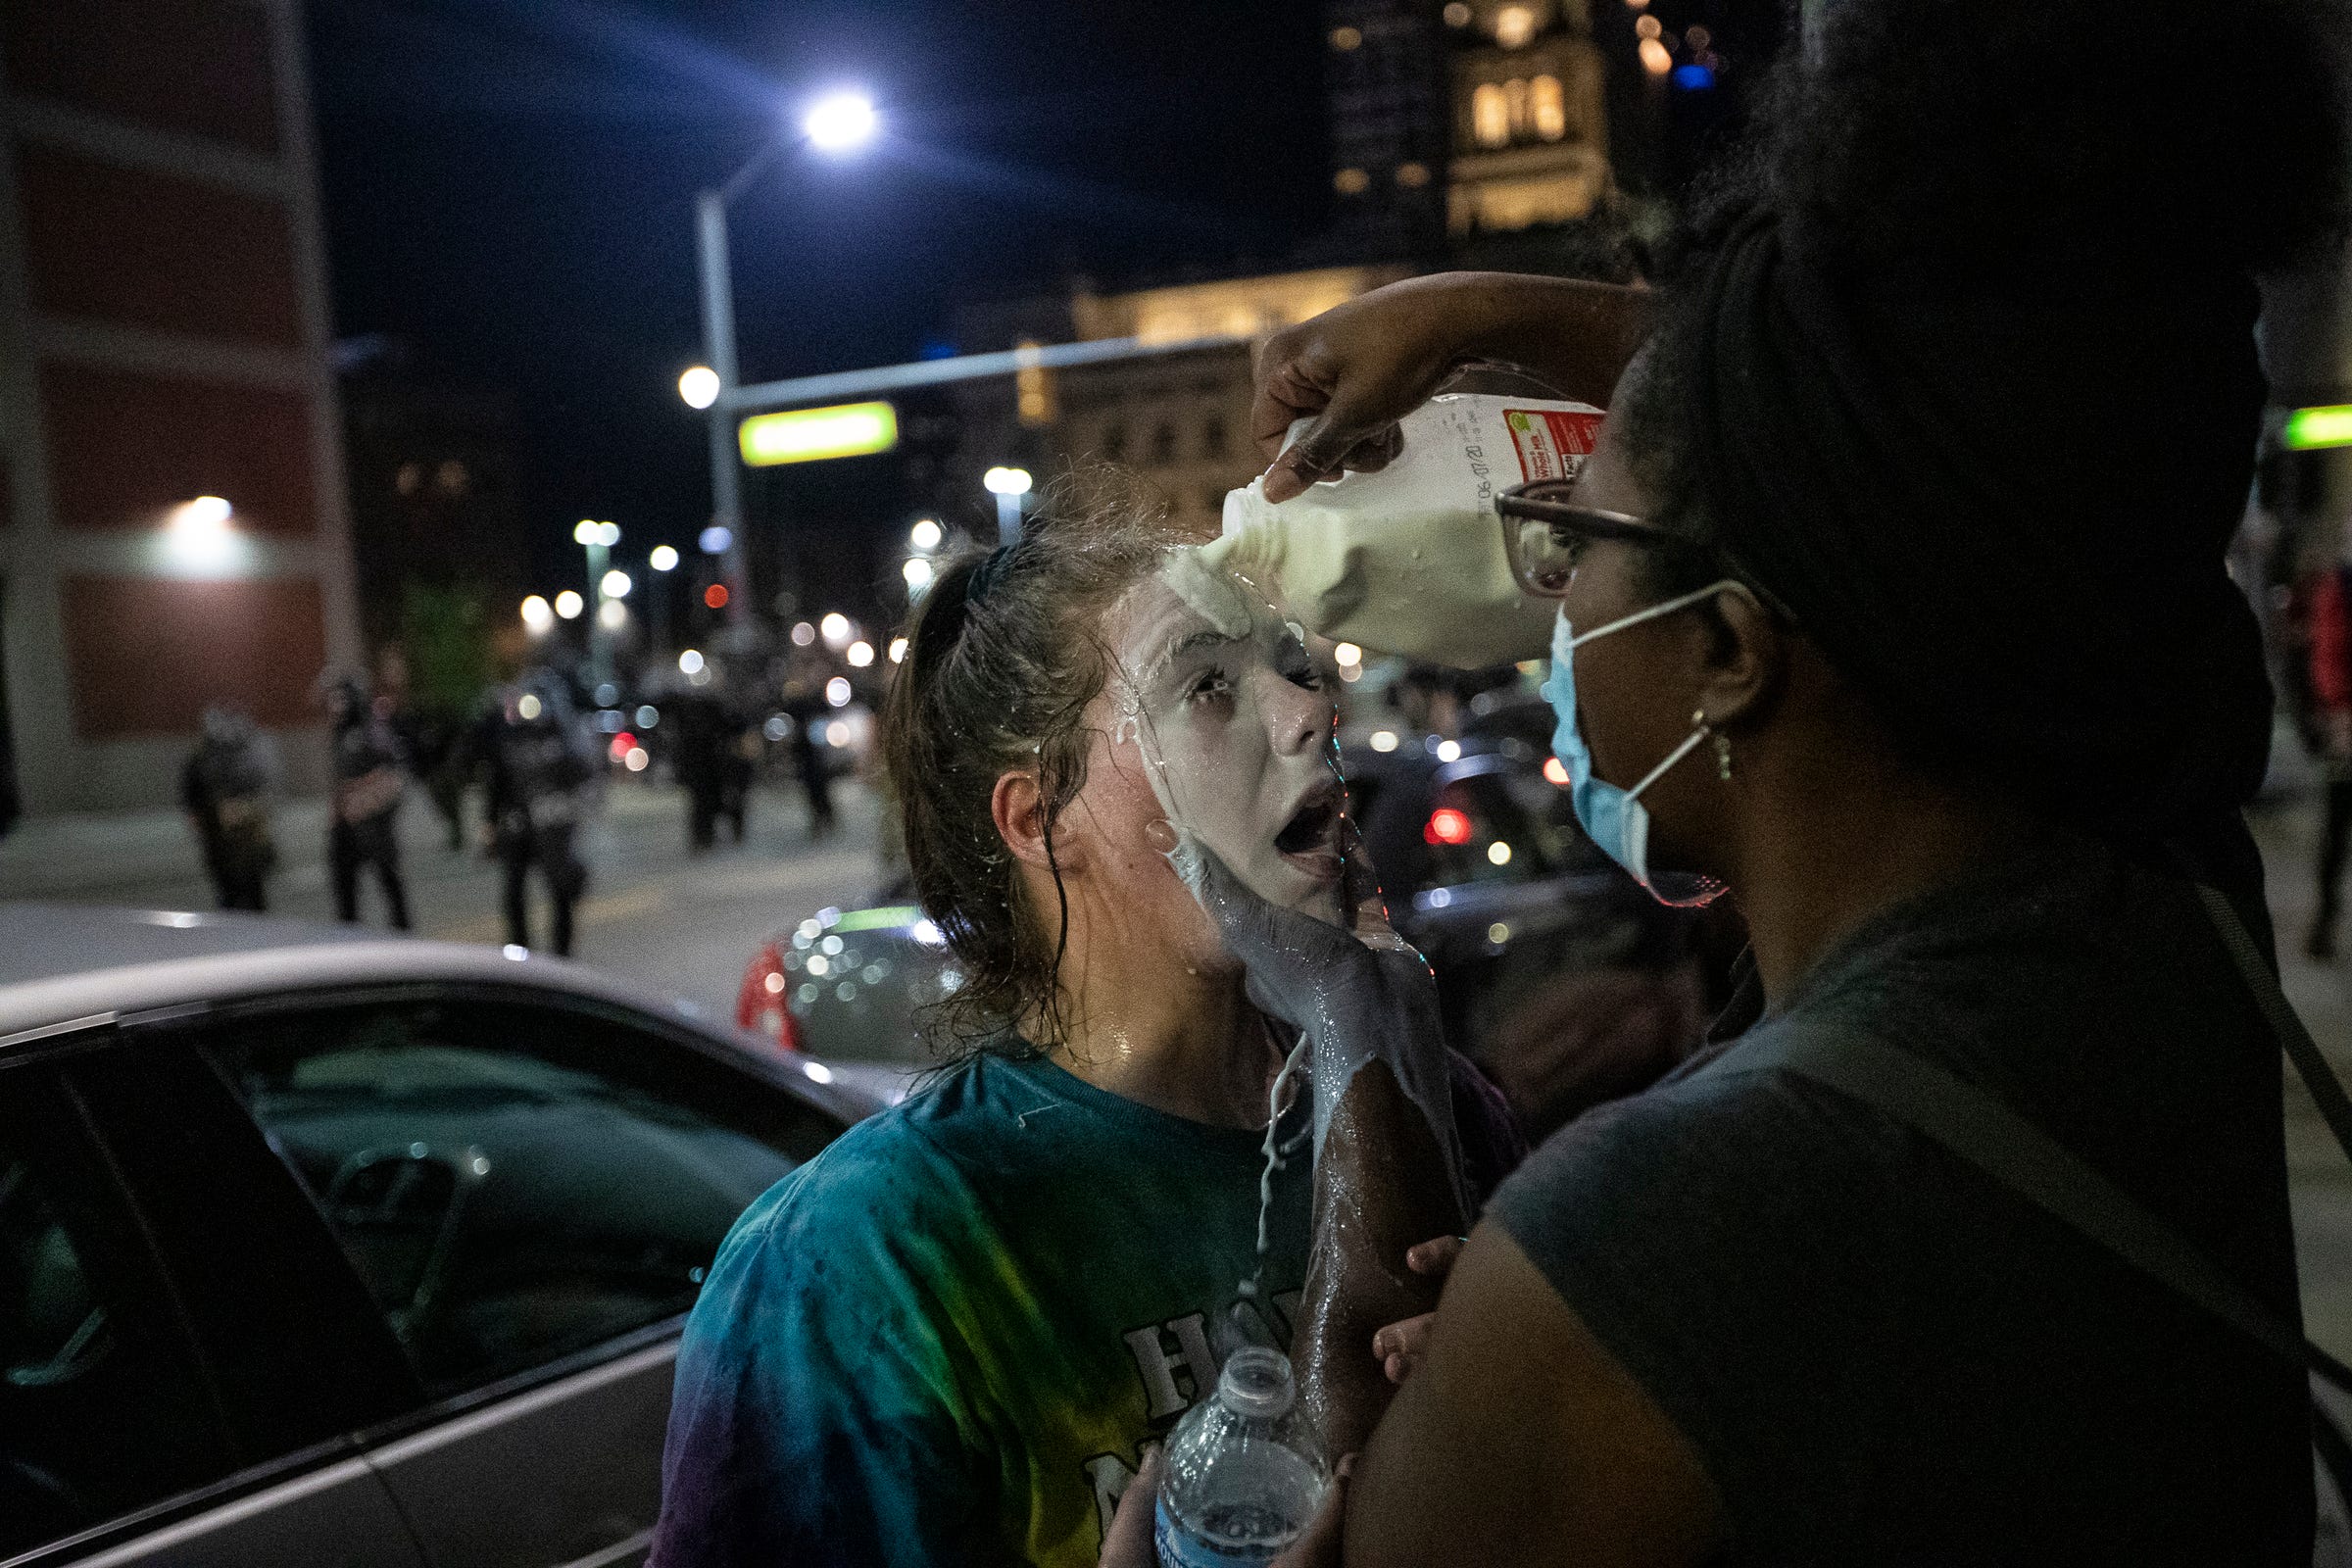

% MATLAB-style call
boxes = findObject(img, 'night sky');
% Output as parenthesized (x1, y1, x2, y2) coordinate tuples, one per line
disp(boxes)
(306, 0, 1336, 598)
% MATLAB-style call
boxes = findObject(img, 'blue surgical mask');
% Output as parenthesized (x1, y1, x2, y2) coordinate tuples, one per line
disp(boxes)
(1541, 583, 1744, 906)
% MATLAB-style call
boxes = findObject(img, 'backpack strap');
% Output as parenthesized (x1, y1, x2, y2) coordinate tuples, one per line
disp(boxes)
(2180, 872, 2352, 1175)
(1705, 843, 2352, 1383)
(1718, 1023, 2312, 1369)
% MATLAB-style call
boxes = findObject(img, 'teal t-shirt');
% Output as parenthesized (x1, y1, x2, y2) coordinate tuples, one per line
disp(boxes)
(654, 1050, 1313, 1568)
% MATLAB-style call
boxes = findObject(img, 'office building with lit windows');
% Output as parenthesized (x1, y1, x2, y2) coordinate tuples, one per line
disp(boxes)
(0, 0, 362, 815)
(944, 0, 1652, 529)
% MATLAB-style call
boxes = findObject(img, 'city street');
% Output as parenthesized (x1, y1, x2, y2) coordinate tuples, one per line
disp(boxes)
(11, 769, 2352, 1357)
(0, 776, 888, 1031)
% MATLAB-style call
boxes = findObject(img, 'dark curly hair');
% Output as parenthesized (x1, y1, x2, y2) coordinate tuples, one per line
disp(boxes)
(1625, 0, 2351, 583)
(880, 471, 1199, 1057)
(1607, 0, 2349, 837)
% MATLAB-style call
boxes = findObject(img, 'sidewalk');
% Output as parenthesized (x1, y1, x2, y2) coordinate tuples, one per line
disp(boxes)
(2249, 789, 2352, 1359)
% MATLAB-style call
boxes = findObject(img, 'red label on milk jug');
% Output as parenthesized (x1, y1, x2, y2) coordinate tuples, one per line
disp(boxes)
(1503, 407, 1604, 483)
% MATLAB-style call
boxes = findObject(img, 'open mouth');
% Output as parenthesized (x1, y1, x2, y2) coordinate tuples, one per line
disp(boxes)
(1273, 788, 1346, 872)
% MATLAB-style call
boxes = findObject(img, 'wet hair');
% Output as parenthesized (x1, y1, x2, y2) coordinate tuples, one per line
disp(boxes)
(1613, 0, 2349, 836)
(880, 470, 1194, 1056)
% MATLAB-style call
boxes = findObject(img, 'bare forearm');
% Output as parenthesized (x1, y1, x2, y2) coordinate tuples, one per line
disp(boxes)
(1296, 1060, 1466, 1458)
(1392, 271, 1658, 407)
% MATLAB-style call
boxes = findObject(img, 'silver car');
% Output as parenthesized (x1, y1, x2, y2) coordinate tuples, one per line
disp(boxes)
(0, 905, 873, 1568)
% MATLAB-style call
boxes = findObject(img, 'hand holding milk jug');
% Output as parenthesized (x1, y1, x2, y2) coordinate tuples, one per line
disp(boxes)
(1205, 392, 1606, 671)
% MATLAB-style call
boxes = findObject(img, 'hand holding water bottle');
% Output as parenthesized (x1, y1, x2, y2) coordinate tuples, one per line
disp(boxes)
(1098, 1436, 1352, 1568)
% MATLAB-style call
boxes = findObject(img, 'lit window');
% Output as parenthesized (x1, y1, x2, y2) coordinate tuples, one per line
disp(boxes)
(1444, 2, 1473, 24)
(1335, 167, 1372, 194)
(1396, 161, 1432, 187)
(1331, 24, 1363, 50)
(1531, 74, 1567, 140)
(1494, 4, 1537, 48)
(1504, 77, 1531, 139)
(1471, 82, 1510, 147)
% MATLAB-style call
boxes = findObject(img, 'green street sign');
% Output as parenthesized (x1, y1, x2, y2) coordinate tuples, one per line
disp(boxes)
(2283, 405, 2352, 453)
(738, 401, 900, 466)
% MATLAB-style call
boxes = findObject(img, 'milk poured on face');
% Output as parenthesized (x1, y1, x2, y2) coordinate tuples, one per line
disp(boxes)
(1110, 551, 1348, 927)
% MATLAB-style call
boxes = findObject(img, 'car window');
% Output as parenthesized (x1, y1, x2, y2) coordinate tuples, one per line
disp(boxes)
(206, 997, 839, 1398)
(781, 927, 956, 1061)
(0, 1063, 233, 1559)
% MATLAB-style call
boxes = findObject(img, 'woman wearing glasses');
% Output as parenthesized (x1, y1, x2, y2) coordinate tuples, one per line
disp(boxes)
(1105, 2, 2347, 1562)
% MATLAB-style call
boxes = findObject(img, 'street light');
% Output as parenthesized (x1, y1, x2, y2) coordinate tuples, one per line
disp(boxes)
(574, 520, 621, 688)
(694, 89, 882, 633)
(520, 595, 555, 634)
(903, 557, 935, 593)
(819, 612, 853, 650)
(555, 590, 585, 620)
(983, 466, 1033, 544)
(803, 90, 878, 154)
(602, 568, 633, 600)
(909, 516, 943, 552)
(650, 544, 680, 572)
(678, 366, 720, 411)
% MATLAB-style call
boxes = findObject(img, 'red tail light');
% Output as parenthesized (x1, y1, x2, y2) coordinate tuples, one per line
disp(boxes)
(1424, 807, 1474, 847)
(738, 943, 805, 1054)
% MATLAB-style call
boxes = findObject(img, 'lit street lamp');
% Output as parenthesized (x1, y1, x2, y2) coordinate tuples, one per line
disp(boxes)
(678, 367, 720, 411)
(694, 89, 880, 635)
(983, 466, 1032, 544)
(573, 518, 621, 687)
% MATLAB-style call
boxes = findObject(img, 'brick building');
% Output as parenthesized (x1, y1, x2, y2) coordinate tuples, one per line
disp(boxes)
(0, 0, 362, 815)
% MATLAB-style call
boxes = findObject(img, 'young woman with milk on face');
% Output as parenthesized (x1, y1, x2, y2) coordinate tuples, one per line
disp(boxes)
(1101, 1, 2349, 1562)
(651, 480, 1522, 1568)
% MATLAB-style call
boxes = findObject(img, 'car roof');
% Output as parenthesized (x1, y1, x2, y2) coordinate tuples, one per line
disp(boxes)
(0, 903, 877, 1117)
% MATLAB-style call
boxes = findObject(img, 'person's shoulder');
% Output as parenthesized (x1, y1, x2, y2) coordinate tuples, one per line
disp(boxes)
(724, 1055, 1048, 1249)
(1496, 1019, 1892, 1226)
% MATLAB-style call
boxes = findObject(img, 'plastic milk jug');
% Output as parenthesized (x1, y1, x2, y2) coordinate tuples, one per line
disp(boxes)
(1206, 394, 1606, 670)
(1153, 1347, 1330, 1568)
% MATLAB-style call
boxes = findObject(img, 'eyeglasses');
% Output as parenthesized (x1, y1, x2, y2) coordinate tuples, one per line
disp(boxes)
(1496, 478, 1712, 600)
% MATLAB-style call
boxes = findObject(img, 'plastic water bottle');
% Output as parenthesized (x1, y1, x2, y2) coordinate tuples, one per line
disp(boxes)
(1153, 1347, 1331, 1567)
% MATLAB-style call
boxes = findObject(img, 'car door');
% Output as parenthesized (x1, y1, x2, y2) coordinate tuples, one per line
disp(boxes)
(194, 985, 847, 1568)
(1, 1020, 426, 1568)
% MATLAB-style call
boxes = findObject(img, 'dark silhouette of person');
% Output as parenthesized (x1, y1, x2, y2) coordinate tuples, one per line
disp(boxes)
(180, 706, 277, 911)
(481, 673, 593, 956)
(323, 675, 411, 930)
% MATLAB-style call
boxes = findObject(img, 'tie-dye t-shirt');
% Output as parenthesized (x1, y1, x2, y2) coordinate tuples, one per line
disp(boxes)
(652, 1049, 1315, 1568)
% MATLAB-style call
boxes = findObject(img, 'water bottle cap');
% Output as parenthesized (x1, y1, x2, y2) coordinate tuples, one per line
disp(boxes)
(1216, 1346, 1296, 1420)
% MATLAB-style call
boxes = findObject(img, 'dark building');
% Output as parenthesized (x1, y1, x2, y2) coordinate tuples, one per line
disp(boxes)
(337, 336, 527, 649)
(1323, 0, 1453, 261)
(0, 0, 363, 813)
